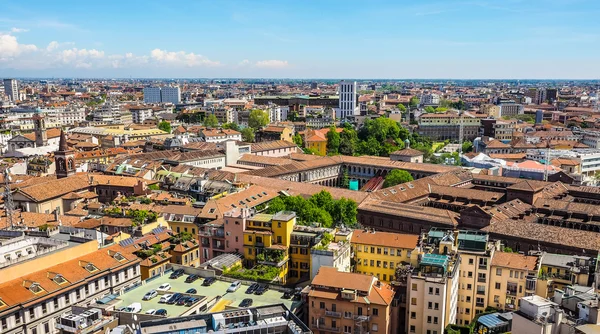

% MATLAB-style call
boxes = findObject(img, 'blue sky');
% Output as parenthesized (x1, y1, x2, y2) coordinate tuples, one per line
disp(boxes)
(0, 0, 599, 79)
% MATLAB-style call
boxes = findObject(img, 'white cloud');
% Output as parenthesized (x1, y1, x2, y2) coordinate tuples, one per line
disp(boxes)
(10, 27, 29, 33)
(255, 59, 289, 69)
(46, 41, 59, 51)
(238, 59, 250, 66)
(0, 33, 37, 59)
(150, 49, 220, 67)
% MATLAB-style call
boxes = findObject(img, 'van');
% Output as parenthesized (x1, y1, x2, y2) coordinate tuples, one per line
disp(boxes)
(126, 303, 142, 313)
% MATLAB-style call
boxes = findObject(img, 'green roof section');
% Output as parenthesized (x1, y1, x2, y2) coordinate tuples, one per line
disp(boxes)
(249, 213, 274, 222)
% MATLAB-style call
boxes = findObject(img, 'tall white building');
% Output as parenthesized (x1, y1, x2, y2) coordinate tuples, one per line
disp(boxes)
(3, 79, 19, 102)
(161, 86, 181, 104)
(143, 86, 181, 104)
(143, 87, 161, 103)
(337, 80, 358, 119)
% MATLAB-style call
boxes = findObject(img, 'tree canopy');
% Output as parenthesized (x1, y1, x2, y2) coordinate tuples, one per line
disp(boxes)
(383, 170, 414, 188)
(293, 133, 303, 147)
(241, 127, 255, 142)
(326, 126, 340, 155)
(267, 190, 358, 228)
(397, 103, 407, 112)
(203, 114, 219, 128)
(222, 122, 240, 131)
(248, 109, 269, 129)
(409, 96, 420, 108)
(158, 121, 171, 133)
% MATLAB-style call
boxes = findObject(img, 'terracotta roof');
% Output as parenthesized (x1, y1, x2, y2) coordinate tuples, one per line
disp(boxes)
(491, 252, 538, 271)
(390, 148, 423, 157)
(311, 267, 394, 306)
(351, 229, 418, 249)
(251, 140, 298, 152)
(16, 174, 91, 202)
(0, 244, 138, 309)
(199, 185, 278, 219)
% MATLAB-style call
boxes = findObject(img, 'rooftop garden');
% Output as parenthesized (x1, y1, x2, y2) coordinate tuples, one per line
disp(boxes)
(223, 264, 282, 282)
(313, 232, 334, 251)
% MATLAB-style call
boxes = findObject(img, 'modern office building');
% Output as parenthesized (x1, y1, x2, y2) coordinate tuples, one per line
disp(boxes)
(143, 86, 181, 104)
(337, 80, 358, 119)
(498, 102, 524, 118)
(3, 78, 19, 102)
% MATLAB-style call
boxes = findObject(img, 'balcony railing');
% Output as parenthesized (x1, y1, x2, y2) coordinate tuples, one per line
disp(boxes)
(507, 290, 517, 296)
(317, 325, 341, 332)
(353, 315, 370, 322)
(325, 311, 341, 318)
(479, 264, 488, 270)
(477, 277, 487, 283)
(256, 242, 264, 247)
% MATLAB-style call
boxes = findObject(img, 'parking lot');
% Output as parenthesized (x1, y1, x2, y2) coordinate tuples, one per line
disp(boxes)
(116, 274, 302, 317)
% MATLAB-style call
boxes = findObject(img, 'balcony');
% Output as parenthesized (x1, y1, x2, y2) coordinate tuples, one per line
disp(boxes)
(477, 277, 487, 283)
(325, 311, 342, 318)
(479, 264, 488, 270)
(353, 315, 370, 322)
(476, 302, 485, 307)
(507, 290, 517, 296)
(256, 242, 264, 247)
(317, 325, 341, 332)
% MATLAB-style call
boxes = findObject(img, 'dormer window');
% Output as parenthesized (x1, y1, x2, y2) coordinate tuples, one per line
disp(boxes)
(50, 273, 68, 285)
(81, 261, 99, 273)
(0, 298, 6, 308)
(29, 283, 44, 294)
(112, 252, 126, 262)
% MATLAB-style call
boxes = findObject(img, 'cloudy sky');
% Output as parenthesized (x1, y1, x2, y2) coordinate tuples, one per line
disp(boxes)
(1, 0, 599, 79)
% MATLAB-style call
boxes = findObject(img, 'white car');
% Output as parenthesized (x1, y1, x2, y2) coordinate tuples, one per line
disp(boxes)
(143, 290, 158, 300)
(125, 303, 142, 313)
(227, 281, 241, 292)
(159, 294, 173, 303)
(156, 283, 171, 292)
(145, 309, 156, 315)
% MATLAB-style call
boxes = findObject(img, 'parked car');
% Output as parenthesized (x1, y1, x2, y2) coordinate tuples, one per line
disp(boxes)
(185, 297, 198, 307)
(227, 281, 241, 292)
(124, 303, 142, 313)
(143, 290, 158, 301)
(170, 269, 185, 279)
(145, 309, 156, 315)
(239, 298, 253, 307)
(186, 288, 197, 294)
(177, 296, 190, 306)
(246, 283, 258, 294)
(155, 309, 168, 317)
(159, 294, 173, 303)
(185, 274, 199, 283)
(167, 293, 183, 305)
(254, 284, 268, 295)
(156, 283, 171, 292)
(282, 291, 292, 299)
(202, 277, 216, 286)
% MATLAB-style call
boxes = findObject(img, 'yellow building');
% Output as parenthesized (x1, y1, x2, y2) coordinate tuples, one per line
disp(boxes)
(488, 252, 539, 312)
(305, 131, 327, 156)
(139, 252, 172, 280)
(243, 211, 296, 284)
(537, 254, 592, 298)
(351, 229, 419, 283)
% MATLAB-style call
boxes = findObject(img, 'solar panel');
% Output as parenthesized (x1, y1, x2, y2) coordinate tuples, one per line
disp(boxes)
(119, 238, 134, 247)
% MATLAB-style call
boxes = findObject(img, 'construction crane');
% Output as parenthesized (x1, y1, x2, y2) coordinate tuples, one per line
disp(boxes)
(2, 169, 14, 229)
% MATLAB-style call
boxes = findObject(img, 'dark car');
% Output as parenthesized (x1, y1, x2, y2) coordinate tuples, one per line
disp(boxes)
(166, 293, 182, 304)
(185, 297, 198, 307)
(245, 283, 258, 294)
(186, 288, 197, 294)
(293, 291, 302, 300)
(282, 291, 292, 299)
(239, 298, 253, 307)
(169, 269, 185, 279)
(185, 274, 199, 283)
(202, 277, 216, 286)
(254, 284, 268, 295)
(177, 296, 190, 306)
(155, 309, 168, 316)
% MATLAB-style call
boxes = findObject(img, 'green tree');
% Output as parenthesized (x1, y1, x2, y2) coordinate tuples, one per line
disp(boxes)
(326, 126, 340, 155)
(203, 114, 219, 128)
(435, 107, 448, 112)
(397, 103, 407, 112)
(462, 140, 474, 153)
(293, 133, 303, 147)
(451, 100, 466, 110)
(158, 121, 172, 133)
(424, 106, 436, 113)
(267, 197, 287, 213)
(248, 109, 269, 129)
(222, 122, 240, 131)
(339, 126, 358, 156)
(241, 127, 255, 142)
(383, 169, 414, 188)
(409, 96, 420, 108)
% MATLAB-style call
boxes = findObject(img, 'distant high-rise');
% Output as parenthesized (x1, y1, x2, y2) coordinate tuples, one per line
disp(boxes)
(3, 79, 19, 102)
(143, 86, 181, 104)
(337, 80, 358, 119)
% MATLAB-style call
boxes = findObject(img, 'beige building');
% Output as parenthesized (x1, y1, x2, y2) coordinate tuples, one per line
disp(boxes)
(488, 252, 539, 312)
(480, 104, 501, 118)
(308, 267, 396, 334)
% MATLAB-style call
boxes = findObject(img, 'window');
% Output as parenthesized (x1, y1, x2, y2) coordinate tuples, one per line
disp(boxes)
(44, 322, 49, 333)
(435, 303, 439, 310)
(429, 287, 433, 295)
(427, 316, 432, 323)
(435, 288, 440, 295)
(469, 258, 474, 265)
(372, 308, 378, 316)
(412, 283, 417, 291)
(29, 308, 35, 319)
(495, 282, 501, 289)
(53, 298, 58, 309)
(320, 302, 325, 309)
(496, 268, 502, 276)
(372, 324, 378, 332)
(1, 318, 6, 331)
(410, 312, 416, 319)
(434, 317, 438, 324)
(31, 328, 37, 334)
(411, 298, 417, 305)
(41, 303, 47, 314)
(428, 302, 432, 309)
(410, 325, 416, 333)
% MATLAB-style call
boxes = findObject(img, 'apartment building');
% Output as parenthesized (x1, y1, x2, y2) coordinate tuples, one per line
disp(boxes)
(498, 102, 524, 117)
(417, 111, 482, 141)
(243, 211, 296, 284)
(537, 254, 592, 298)
(199, 128, 242, 143)
(406, 232, 460, 334)
(143, 86, 181, 104)
(289, 226, 331, 283)
(308, 267, 396, 334)
(3, 78, 19, 102)
(512, 295, 564, 334)
(0, 244, 140, 334)
(421, 93, 440, 106)
(338, 80, 358, 119)
(310, 229, 353, 280)
(128, 105, 154, 123)
(351, 229, 419, 283)
(488, 252, 539, 312)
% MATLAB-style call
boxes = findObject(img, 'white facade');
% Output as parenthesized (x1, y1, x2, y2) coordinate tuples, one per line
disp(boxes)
(268, 106, 289, 123)
(161, 86, 181, 104)
(131, 108, 154, 123)
(421, 93, 441, 106)
(337, 80, 358, 119)
(92, 104, 123, 123)
(143, 87, 162, 103)
(3, 79, 19, 102)
(310, 242, 352, 280)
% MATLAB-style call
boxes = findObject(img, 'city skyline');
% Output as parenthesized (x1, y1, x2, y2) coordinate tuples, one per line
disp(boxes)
(1, 0, 600, 79)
